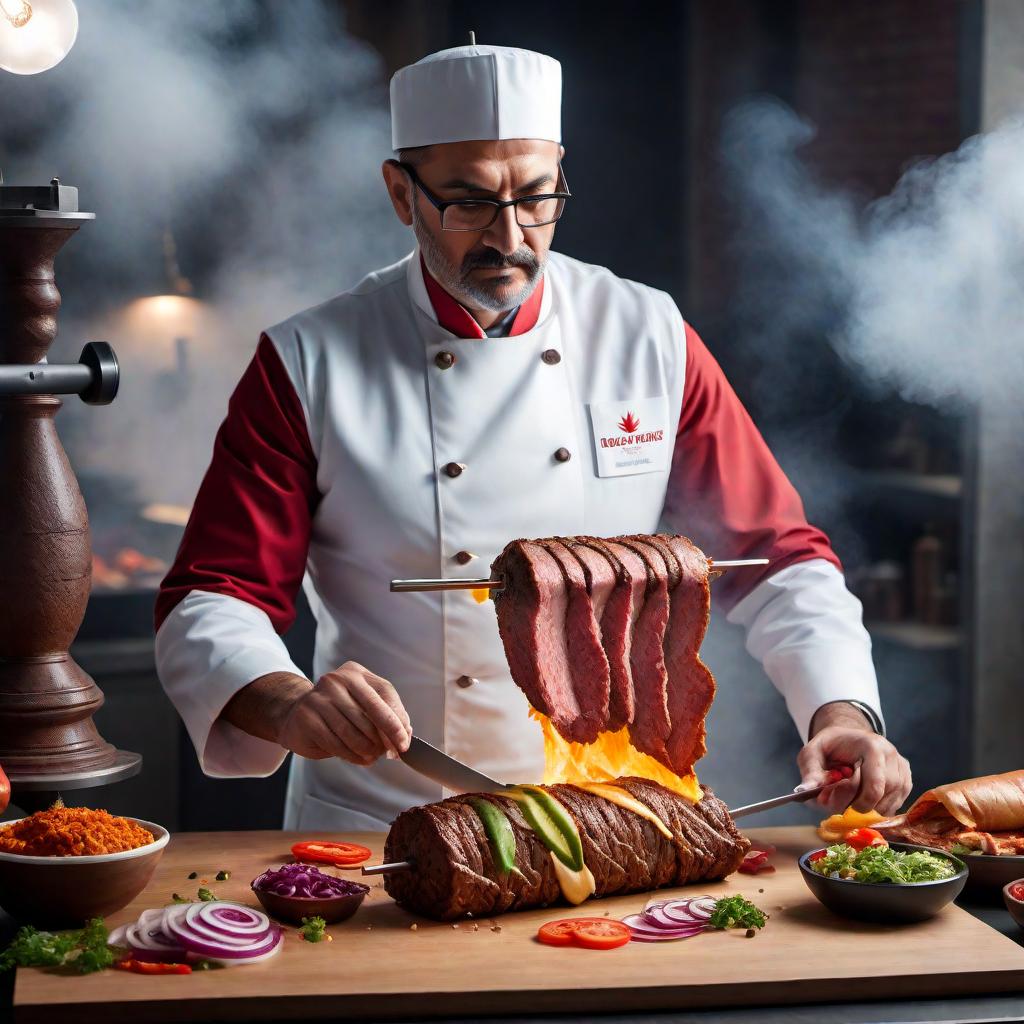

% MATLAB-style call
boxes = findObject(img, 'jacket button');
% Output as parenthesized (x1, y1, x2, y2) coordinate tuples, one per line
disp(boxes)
(455, 674, 477, 689)
(541, 348, 561, 365)
(454, 550, 475, 565)
(554, 447, 571, 463)
(443, 461, 465, 478)
(435, 351, 456, 370)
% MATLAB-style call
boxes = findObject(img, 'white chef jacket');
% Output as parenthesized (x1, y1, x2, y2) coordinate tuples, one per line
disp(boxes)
(155, 248, 883, 831)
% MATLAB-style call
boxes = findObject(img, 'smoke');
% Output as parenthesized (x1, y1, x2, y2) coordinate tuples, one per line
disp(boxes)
(0, 0, 408, 518)
(721, 97, 1024, 414)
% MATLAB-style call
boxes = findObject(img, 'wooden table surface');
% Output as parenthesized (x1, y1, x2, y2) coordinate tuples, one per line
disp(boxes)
(13, 826, 1024, 1023)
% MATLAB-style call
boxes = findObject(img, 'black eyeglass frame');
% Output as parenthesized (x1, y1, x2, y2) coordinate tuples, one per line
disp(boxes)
(390, 159, 572, 231)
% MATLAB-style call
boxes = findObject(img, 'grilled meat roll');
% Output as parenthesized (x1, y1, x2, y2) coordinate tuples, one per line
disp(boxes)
(383, 778, 749, 920)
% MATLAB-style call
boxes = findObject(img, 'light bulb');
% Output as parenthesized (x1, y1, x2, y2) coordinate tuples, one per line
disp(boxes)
(0, 0, 78, 75)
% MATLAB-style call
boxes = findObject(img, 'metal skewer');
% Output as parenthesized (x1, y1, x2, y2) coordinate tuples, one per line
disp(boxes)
(390, 558, 769, 593)
(362, 860, 413, 875)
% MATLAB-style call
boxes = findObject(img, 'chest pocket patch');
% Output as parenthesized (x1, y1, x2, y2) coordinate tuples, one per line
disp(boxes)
(588, 395, 671, 478)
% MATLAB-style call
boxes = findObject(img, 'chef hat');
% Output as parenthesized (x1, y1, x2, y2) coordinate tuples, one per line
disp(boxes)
(390, 44, 562, 152)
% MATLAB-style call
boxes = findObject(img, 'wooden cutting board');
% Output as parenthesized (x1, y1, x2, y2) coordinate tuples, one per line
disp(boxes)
(13, 826, 1024, 1022)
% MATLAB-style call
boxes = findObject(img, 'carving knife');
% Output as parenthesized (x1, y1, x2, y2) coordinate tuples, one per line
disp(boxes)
(398, 735, 510, 794)
(729, 766, 857, 819)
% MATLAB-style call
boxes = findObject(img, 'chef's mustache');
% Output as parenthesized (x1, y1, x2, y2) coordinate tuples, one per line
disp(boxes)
(461, 248, 540, 274)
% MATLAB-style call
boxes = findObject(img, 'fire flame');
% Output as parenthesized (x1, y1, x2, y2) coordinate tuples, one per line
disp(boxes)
(617, 411, 640, 433)
(531, 709, 702, 802)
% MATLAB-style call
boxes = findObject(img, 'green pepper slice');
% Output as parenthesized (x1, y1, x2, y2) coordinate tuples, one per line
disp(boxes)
(506, 786, 584, 871)
(469, 797, 517, 876)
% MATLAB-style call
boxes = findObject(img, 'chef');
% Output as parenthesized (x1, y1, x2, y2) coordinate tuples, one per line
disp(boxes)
(155, 43, 912, 831)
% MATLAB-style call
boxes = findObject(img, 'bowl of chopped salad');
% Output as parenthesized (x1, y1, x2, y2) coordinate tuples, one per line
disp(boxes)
(799, 833, 967, 924)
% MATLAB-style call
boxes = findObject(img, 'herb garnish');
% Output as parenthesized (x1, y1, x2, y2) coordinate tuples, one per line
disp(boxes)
(708, 895, 768, 931)
(0, 918, 118, 974)
(197, 887, 216, 902)
(300, 916, 329, 943)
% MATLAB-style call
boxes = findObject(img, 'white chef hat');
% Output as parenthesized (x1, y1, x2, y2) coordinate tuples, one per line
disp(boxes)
(390, 44, 562, 152)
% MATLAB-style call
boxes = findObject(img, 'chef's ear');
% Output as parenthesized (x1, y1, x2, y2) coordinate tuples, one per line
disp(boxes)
(382, 158, 415, 227)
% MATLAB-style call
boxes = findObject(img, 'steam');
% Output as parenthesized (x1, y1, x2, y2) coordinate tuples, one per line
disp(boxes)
(0, 0, 408, 511)
(721, 97, 1024, 414)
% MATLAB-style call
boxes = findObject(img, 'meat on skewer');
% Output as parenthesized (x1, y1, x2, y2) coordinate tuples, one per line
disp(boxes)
(383, 778, 750, 920)
(491, 533, 715, 778)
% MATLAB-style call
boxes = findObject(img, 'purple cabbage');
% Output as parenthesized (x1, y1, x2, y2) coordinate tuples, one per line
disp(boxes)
(250, 863, 369, 900)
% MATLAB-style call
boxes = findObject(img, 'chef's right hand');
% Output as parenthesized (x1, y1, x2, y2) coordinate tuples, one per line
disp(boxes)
(276, 661, 413, 766)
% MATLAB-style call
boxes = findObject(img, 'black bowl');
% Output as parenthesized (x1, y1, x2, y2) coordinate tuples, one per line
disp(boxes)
(252, 883, 369, 925)
(799, 842, 967, 924)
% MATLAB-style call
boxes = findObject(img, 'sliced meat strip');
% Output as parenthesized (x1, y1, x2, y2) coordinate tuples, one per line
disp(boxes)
(490, 540, 587, 742)
(539, 539, 611, 741)
(583, 537, 645, 728)
(565, 537, 635, 732)
(659, 534, 715, 776)
(613, 536, 673, 764)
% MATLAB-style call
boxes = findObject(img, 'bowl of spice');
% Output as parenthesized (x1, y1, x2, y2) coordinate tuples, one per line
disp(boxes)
(0, 806, 168, 927)
(251, 863, 369, 924)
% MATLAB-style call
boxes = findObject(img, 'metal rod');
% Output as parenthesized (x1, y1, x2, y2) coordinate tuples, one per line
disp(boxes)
(390, 558, 769, 594)
(362, 860, 413, 875)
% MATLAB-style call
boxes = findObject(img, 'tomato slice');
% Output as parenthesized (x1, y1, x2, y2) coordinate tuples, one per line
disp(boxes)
(538, 917, 631, 950)
(808, 849, 829, 863)
(537, 919, 581, 947)
(569, 919, 631, 950)
(291, 840, 372, 866)
(845, 827, 887, 851)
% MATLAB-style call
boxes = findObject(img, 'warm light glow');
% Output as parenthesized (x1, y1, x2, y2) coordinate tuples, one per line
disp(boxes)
(532, 709, 702, 802)
(0, 0, 77, 75)
(106, 294, 216, 365)
(141, 503, 192, 527)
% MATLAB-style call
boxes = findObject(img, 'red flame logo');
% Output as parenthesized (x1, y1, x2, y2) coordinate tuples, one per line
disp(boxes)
(617, 410, 640, 433)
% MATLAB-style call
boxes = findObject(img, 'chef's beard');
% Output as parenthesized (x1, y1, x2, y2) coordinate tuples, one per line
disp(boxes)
(412, 203, 544, 313)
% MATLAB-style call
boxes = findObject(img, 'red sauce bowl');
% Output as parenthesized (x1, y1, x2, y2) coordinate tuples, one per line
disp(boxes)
(1002, 877, 1024, 931)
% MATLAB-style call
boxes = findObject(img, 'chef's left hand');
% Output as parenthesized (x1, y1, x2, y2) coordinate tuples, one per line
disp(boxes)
(797, 702, 912, 817)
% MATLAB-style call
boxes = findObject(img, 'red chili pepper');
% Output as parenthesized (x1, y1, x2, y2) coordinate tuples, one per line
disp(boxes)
(808, 849, 829, 863)
(116, 959, 192, 975)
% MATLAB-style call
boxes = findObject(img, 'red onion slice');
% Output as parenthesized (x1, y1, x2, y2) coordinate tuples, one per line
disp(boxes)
(107, 924, 130, 948)
(191, 902, 269, 936)
(621, 913, 706, 941)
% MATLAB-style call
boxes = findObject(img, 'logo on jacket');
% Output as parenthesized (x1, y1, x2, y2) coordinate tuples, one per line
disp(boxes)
(617, 411, 640, 433)
(600, 408, 664, 449)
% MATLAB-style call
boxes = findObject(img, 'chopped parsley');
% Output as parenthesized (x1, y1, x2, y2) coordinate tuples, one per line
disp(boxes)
(197, 887, 217, 902)
(708, 895, 767, 931)
(810, 843, 955, 883)
(0, 918, 117, 974)
(300, 916, 328, 943)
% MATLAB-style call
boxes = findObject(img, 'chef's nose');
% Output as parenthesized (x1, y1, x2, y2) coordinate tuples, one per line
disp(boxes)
(482, 203, 524, 256)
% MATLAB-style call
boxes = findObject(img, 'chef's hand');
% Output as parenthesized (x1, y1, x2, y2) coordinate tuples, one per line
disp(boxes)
(276, 662, 413, 766)
(797, 702, 912, 817)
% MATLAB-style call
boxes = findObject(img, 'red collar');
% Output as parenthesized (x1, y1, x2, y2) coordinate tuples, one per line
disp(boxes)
(420, 254, 543, 339)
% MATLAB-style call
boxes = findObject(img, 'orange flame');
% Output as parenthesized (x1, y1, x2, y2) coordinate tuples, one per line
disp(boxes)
(617, 411, 640, 433)
(531, 709, 701, 802)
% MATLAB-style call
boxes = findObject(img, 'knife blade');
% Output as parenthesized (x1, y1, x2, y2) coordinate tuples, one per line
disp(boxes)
(399, 735, 509, 794)
(728, 781, 830, 819)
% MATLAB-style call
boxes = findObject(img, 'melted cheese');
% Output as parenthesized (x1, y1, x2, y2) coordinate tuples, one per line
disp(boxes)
(550, 851, 597, 905)
(576, 782, 674, 839)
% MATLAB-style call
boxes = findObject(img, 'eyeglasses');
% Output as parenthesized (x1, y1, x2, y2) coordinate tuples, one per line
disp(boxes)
(391, 159, 571, 232)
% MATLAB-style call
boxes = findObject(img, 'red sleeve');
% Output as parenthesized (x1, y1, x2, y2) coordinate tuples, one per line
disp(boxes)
(154, 334, 320, 633)
(664, 324, 841, 610)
